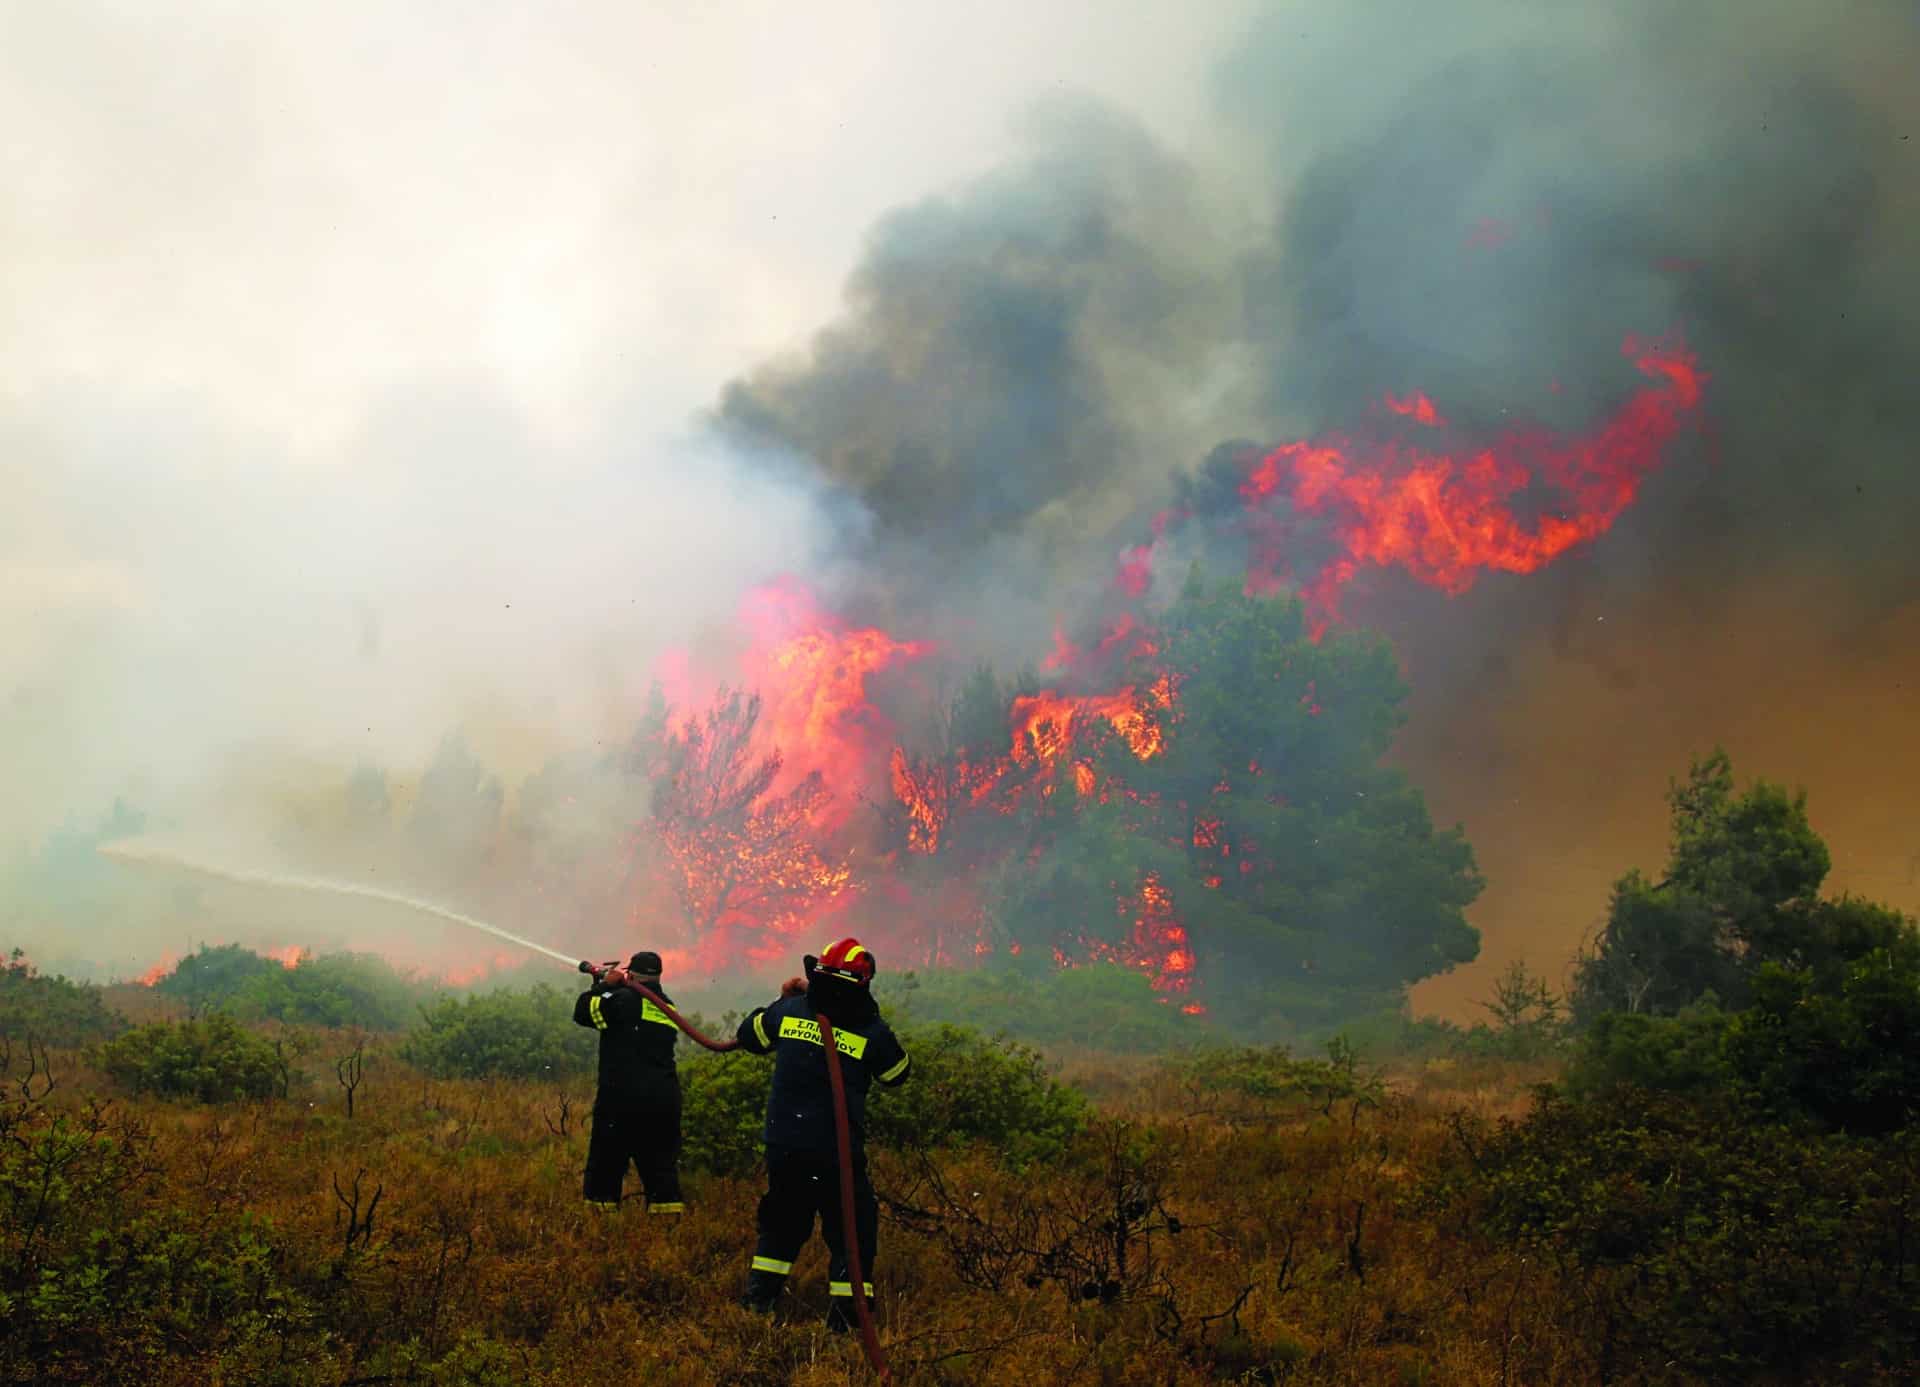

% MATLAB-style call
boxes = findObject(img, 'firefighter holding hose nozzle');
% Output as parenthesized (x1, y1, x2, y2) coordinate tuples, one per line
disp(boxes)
(572, 950, 685, 1214)
(735, 937, 910, 1332)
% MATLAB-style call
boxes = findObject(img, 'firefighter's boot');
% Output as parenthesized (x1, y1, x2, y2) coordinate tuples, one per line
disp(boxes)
(741, 1266, 785, 1314)
(824, 1281, 873, 1335)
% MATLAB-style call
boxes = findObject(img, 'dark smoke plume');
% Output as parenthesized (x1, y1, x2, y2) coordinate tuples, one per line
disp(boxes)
(717, 0, 1920, 1004)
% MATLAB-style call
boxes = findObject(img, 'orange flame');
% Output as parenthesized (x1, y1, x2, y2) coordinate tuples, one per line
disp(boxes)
(1240, 336, 1704, 623)
(1009, 687, 1165, 769)
(739, 578, 932, 812)
(1384, 391, 1447, 427)
(441, 949, 523, 987)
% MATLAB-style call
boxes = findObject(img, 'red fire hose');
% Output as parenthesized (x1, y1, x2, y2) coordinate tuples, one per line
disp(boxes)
(816, 1009, 893, 1383)
(581, 964, 892, 1381)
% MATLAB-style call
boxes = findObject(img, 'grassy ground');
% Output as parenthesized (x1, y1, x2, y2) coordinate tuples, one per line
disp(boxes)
(3, 1020, 1621, 1387)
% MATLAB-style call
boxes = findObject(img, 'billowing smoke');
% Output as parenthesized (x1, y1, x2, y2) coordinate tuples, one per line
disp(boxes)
(8, 1, 1916, 1005)
(716, 0, 1920, 1005)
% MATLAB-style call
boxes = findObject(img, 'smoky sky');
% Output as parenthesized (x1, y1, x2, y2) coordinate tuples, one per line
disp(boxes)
(717, 0, 1920, 1004)
(0, 1, 1249, 850)
(6, 0, 1915, 1004)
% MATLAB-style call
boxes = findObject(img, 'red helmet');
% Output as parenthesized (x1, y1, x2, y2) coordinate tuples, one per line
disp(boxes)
(815, 937, 875, 986)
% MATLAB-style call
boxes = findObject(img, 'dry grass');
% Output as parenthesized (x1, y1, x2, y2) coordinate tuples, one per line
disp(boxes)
(8, 1037, 1601, 1386)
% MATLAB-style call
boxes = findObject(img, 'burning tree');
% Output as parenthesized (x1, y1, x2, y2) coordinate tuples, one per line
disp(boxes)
(897, 577, 1483, 1026)
(648, 687, 853, 963)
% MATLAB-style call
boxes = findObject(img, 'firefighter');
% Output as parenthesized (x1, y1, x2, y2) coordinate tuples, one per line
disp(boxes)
(572, 949, 684, 1213)
(735, 937, 910, 1330)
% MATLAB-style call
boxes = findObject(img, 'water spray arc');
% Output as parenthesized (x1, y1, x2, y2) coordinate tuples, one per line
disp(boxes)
(97, 842, 582, 967)
(103, 842, 893, 1381)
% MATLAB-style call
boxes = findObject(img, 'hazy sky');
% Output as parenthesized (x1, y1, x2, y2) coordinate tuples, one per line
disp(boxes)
(7, 1, 1916, 1005)
(1, 1, 1256, 848)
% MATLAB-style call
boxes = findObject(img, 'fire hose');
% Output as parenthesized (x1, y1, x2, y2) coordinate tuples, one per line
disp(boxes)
(580, 962, 893, 1383)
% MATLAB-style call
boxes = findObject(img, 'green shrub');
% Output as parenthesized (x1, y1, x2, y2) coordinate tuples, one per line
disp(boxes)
(680, 1049, 773, 1177)
(1567, 948, 1920, 1136)
(156, 942, 285, 1010)
(1563, 998, 1734, 1100)
(0, 948, 127, 1046)
(233, 951, 430, 1031)
(399, 984, 594, 1080)
(870, 1023, 1087, 1168)
(1442, 1086, 1920, 1381)
(96, 1013, 291, 1101)
(680, 1021, 1087, 1176)
(0, 1095, 319, 1381)
(1725, 950, 1920, 1135)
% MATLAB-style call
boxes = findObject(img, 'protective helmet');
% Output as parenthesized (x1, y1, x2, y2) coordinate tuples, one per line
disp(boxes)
(814, 937, 875, 986)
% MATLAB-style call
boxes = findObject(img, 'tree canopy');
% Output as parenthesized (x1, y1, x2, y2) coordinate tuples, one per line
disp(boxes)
(931, 580, 1482, 1025)
(1569, 749, 1909, 1021)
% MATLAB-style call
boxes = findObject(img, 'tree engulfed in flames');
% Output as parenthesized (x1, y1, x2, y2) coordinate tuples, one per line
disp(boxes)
(648, 687, 856, 969)
(630, 338, 1706, 1005)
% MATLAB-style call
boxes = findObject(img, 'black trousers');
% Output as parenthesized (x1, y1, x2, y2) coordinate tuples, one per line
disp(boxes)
(583, 1087, 682, 1210)
(749, 1143, 877, 1304)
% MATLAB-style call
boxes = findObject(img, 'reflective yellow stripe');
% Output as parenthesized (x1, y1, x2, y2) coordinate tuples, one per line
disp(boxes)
(777, 1014, 868, 1059)
(878, 1054, 910, 1083)
(640, 998, 677, 1028)
(843, 944, 866, 962)
(827, 1281, 875, 1297)
(588, 995, 608, 1030)
(751, 1255, 793, 1274)
(584, 1198, 619, 1209)
(751, 1010, 770, 1048)
(648, 1201, 684, 1214)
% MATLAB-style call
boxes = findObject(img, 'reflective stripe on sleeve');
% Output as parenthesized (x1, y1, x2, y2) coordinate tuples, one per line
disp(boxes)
(588, 995, 608, 1031)
(751, 1255, 793, 1274)
(752, 1010, 770, 1048)
(878, 1053, 911, 1083)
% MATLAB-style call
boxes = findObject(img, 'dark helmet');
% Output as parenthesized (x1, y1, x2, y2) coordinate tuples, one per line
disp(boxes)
(627, 950, 664, 977)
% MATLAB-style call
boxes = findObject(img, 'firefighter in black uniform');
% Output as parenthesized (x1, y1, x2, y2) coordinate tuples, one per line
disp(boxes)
(572, 949, 683, 1214)
(735, 937, 910, 1330)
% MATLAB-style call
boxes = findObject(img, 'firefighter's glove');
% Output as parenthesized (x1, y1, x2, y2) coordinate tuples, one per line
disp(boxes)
(601, 967, 628, 989)
(780, 976, 807, 998)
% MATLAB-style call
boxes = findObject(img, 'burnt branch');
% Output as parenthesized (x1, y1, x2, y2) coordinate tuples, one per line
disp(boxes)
(332, 1166, 384, 1267)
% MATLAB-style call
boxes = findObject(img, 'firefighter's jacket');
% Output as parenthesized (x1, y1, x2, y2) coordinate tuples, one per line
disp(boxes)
(735, 989, 910, 1152)
(572, 982, 679, 1106)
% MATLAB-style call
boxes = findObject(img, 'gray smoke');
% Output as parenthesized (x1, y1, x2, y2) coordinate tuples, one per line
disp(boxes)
(716, 0, 1920, 1005)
